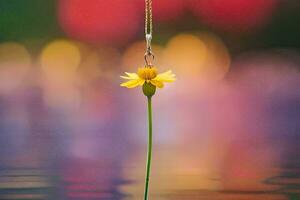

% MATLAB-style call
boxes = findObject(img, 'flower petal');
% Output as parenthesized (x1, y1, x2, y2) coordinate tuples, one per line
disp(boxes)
(150, 80, 164, 88)
(121, 78, 145, 88)
(120, 75, 132, 80)
(155, 76, 176, 82)
(120, 72, 140, 81)
(125, 72, 139, 79)
(153, 70, 176, 83)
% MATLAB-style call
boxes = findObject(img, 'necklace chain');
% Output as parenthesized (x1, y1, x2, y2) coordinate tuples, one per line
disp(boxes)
(145, 0, 152, 36)
(144, 0, 154, 67)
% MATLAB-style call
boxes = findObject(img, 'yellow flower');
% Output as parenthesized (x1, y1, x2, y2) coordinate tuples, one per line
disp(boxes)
(120, 67, 176, 89)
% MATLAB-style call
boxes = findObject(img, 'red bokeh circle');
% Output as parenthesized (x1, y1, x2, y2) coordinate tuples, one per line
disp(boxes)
(58, 0, 140, 44)
(189, 0, 278, 33)
(135, 0, 186, 22)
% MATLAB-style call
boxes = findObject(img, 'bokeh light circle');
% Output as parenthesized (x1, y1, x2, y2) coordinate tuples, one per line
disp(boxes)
(0, 42, 31, 94)
(197, 32, 231, 81)
(41, 39, 81, 82)
(189, 0, 278, 33)
(163, 34, 207, 78)
(163, 33, 230, 81)
(41, 39, 81, 110)
(58, 0, 140, 44)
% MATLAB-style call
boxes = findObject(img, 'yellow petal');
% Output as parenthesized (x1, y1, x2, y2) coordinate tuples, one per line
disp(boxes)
(154, 70, 176, 83)
(121, 78, 145, 88)
(120, 75, 132, 80)
(125, 72, 139, 79)
(120, 72, 139, 80)
(160, 70, 174, 76)
(150, 80, 164, 88)
(154, 76, 176, 82)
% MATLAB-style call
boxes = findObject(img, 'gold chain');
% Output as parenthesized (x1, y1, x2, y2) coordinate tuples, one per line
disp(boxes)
(145, 0, 152, 36)
(144, 0, 154, 67)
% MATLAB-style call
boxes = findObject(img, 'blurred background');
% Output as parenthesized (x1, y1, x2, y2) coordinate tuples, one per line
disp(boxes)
(0, 0, 300, 199)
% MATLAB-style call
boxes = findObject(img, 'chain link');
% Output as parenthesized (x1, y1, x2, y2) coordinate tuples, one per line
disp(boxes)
(145, 0, 152, 36)
(144, 0, 154, 66)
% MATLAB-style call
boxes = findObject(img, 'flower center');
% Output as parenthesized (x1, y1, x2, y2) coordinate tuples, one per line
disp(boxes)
(138, 67, 157, 80)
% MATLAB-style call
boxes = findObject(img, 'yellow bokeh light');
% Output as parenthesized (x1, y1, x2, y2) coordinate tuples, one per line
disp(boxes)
(0, 42, 31, 66)
(41, 39, 81, 110)
(198, 32, 231, 81)
(41, 39, 81, 82)
(0, 42, 31, 93)
(163, 33, 207, 77)
(163, 33, 231, 81)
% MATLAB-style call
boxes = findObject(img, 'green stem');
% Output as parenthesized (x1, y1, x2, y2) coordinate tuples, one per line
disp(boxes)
(144, 97, 152, 200)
